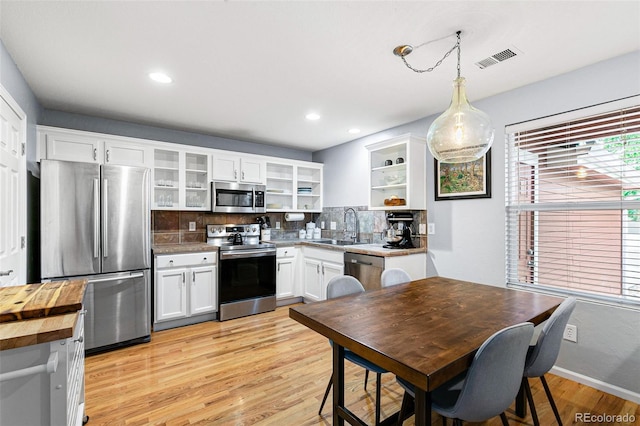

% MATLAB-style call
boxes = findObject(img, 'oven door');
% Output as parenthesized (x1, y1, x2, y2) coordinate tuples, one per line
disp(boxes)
(211, 181, 257, 213)
(219, 248, 276, 304)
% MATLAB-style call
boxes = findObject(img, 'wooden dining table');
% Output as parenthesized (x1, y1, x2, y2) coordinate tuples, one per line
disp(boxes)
(289, 276, 564, 426)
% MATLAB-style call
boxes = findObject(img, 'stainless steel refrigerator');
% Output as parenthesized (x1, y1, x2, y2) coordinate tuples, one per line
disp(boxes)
(41, 159, 151, 353)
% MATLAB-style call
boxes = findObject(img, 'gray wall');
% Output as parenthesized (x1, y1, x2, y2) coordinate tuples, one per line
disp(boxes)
(315, 51, 640, 398)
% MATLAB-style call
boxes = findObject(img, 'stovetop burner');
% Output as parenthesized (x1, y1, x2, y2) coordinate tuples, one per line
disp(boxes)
(206, 223, 274, 251)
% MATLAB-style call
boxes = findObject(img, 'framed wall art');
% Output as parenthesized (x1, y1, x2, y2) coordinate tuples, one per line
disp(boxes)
(434, 149, 492, 200)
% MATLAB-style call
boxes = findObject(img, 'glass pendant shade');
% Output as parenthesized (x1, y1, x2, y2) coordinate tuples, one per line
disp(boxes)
(427, 77, 494, 163)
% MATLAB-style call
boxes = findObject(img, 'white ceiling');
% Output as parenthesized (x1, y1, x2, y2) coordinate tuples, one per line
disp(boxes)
(1, 1, 639, 152)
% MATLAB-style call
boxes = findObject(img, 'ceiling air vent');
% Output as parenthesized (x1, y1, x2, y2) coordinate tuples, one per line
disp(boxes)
(475, 47, 521, 69)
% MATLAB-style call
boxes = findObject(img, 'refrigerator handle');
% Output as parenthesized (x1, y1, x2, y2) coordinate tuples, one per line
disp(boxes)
(93, 178, 100, 258)
(103, 178, 108, 258)
(87, 272, 145, 284)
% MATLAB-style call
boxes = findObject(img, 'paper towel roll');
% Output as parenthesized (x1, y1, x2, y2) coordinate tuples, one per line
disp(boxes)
(285, 212, 305, 222)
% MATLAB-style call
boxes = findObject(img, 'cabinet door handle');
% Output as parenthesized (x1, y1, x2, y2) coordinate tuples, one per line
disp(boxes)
(0, 269, 13, 276)
(316, 264, 320, 274)
(93, 148, 97, 161)
(278, 263, 281, 272)
(106, 149, 110, 162)
(192, 271, 195, 283)
(182, 272, 185, 284)
(242, 171, 245, 180)
(234, 170, 238, 180)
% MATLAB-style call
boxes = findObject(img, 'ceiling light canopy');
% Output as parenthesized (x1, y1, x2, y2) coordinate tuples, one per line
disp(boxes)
(305, 113, 321, 121)
(149, 72, 172, 84)
(394, 31, 494, 163)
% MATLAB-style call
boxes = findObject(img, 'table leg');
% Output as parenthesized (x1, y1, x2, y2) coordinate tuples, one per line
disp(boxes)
(333, 344, 345, 426)
(413, 388, 431, 426)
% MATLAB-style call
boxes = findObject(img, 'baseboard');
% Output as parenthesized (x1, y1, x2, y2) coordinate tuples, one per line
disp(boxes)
(551, 366, 640, 404)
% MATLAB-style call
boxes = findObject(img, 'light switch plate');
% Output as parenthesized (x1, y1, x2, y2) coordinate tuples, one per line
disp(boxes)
(419, 224, 426, 234)
(428, 223, 435, 235)
(189, 221, 196, 231)
(275, 221, 281, 229)
(330, 221, 337, 230)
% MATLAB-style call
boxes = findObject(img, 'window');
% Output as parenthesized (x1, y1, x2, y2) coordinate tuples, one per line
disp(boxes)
(505, 96, 640, 307)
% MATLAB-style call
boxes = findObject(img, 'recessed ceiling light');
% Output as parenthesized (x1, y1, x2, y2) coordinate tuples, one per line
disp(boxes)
(348, 128, 361, 134)
(149, 72, 172, 84)
(305, 113, 321, 121)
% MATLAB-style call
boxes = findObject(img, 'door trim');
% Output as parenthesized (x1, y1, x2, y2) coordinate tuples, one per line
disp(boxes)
(0, 84, 27, 286)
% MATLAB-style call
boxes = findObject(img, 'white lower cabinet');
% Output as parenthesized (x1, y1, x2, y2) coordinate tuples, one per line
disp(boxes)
(154, 251, 217, 331)
(302, 247, 344, 302)
(276, 247, 299, 303)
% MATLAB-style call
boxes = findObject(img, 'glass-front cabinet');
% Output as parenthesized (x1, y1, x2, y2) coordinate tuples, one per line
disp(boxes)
(296, 165, 322, 212)
(265, 161, 323, 212)
(153, 148, 210, 210)
(366, 134, 426, 210)
(265, 162, 294, 211)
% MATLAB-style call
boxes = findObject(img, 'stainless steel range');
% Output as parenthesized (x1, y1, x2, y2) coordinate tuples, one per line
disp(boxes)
(207, 224, 276, 321)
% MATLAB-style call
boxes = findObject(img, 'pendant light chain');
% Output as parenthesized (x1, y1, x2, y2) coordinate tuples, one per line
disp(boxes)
(456, 31, 461, 79)
(400, 31, 461, 74)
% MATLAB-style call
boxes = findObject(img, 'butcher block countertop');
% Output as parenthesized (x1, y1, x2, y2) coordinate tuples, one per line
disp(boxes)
(0, 279, 87, 350)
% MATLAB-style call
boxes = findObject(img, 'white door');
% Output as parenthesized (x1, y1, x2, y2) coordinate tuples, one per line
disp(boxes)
(240, 158, 264, 183)
(0, 86, 26, 287)
(322, 261, 344, 300)
(211, 153, 239, 182)
(276, 257, 295, 298)
(155, 268, 188, 322)
(190, 265, 217, 315)
(302, 258, 322, 301)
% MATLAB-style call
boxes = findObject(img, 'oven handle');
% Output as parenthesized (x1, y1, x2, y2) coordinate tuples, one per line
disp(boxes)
(220, 249, 276, 260)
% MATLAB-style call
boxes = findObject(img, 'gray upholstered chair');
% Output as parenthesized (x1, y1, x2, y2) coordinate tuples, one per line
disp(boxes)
(521, 297, 577, 426)
(319, 275, 388, 426)
(381, 268, 411, 287)
(396, 322, 534, 426)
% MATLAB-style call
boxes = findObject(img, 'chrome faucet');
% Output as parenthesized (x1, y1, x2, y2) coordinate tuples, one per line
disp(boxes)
(344, 207, 359, 242)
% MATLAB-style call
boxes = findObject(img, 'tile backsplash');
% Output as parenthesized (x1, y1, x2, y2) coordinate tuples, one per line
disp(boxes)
(152, 207, 427, 247)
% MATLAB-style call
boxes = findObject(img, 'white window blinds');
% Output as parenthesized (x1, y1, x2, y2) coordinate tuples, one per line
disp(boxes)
(505, 96, 640, 307)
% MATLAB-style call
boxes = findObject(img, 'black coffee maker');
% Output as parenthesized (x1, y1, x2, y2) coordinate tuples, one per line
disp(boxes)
(383, 212, 415, 249)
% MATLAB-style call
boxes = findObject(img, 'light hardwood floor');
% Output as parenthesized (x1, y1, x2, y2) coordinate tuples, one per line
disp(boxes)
(85, 305, 639, 425)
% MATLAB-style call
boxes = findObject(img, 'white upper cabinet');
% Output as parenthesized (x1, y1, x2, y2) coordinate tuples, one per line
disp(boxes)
(366, 134, 426, 210)
(211, 152, 265, 184)
(38, 126, 152, 167)
(153, 148, 210, 210)
(265, 161, 323, 212)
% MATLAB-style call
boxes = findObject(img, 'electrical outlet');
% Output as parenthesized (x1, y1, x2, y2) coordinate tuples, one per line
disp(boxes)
(189, 221, 196, 231)
(563, 324, 577, 342)
(428, 223, 436, 235)
(330, 221, 337, 230)
(275, 221, 281, 229)
(419, 223, 426, 234)
(321, 221, 325, 229)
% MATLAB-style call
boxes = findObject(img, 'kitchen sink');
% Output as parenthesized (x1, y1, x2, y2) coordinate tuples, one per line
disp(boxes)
(314, 239, 359, 246)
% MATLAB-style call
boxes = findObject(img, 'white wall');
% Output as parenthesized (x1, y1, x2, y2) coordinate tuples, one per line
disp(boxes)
(314, 51, 640, 401)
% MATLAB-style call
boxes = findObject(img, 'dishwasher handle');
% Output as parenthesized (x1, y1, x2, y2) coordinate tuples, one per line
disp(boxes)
(349, 258, 373, 266)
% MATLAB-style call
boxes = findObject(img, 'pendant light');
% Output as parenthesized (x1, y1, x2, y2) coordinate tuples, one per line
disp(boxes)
(394, 31, 494, 163)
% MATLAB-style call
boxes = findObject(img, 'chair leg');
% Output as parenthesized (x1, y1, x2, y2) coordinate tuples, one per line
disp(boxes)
(540, 375, 563, 426)
(397, 392, 410, 426)
(319, 372, 333, 415)
(364, 369, 370, 390)
(522, 377, 540, 426)
(500, 412, 509, 426)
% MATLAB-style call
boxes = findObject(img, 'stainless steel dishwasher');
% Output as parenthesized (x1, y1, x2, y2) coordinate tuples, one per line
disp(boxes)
(344, 252, 385, 291)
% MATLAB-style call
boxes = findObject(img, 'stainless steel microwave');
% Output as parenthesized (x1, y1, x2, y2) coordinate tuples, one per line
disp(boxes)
(211, 181, 266, 213)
